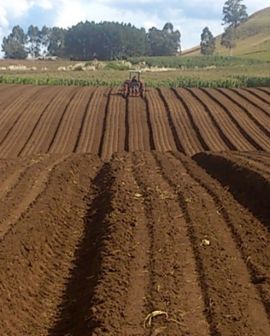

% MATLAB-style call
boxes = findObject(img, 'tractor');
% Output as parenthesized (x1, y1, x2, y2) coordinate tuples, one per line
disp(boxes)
(122, 71, 145, 98)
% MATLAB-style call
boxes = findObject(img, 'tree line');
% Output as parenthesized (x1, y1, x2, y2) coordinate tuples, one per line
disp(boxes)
(1, 0, 248, 60)
(1, 22, 180, 60)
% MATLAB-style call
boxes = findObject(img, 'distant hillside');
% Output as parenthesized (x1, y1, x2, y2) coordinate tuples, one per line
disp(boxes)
(183, 7, 270, 60)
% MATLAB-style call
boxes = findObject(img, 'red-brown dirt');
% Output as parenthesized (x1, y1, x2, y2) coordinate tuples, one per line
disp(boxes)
(1, 85, 269, 159)
(0, 152, 269, 335)
(0, 84, 270, 335)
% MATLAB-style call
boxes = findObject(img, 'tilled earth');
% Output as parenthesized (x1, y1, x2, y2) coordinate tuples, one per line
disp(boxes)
(0, 84, 270, 335)
(0, 151, 269, 336)
(0, 85, 270, 159)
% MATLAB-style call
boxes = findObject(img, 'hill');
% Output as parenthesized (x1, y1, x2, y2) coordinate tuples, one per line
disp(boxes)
(183, 7, 270, 60)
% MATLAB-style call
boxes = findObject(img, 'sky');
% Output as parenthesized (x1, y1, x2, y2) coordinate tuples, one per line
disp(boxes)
(0, 0, 269, 53)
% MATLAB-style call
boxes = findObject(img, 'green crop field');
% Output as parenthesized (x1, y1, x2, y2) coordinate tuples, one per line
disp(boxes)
(0, 57, 269, 88)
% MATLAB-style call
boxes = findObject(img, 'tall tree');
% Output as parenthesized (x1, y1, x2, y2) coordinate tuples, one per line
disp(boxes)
(27, 25, 41, 58)
(147, 23, 181, 56)
(40, 26, 50, 56)
(65, 21, 147, 60)
(1, 25, 27, 59)
(200, 27, 215, 55)
(47, 27, 66, 57)
(221, 0, 248, 55)
(221, 26, 236, 55)
(162, 23, 181, 55)
(222, 0, 248, 28)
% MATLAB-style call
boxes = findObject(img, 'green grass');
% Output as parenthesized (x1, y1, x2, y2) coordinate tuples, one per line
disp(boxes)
(0, 56, 269, 88)
(183, 7, 270, 60)
(128, 55, 265, 68)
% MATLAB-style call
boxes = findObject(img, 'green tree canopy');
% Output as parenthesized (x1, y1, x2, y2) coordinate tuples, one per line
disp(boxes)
(223, 0, 248, 28)
(65, 21, 148, 60)
(2, 25, 27, 59)
(221, 26, 236, 54)
(47, 27, 66, 57)
(200, 27, 215, 55)
(2, 21, 181, 60)
(27, 25, 41, 57)
(147, 23, 181, 56)
(221, 0, 248, 55)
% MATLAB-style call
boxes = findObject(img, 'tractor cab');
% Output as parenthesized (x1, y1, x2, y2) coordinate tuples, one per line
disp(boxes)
(122, 71, 145, 98)
(129, 71, 141, 82)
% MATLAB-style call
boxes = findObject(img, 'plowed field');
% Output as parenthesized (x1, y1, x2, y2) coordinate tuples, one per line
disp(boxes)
(1, 85, 270, 159)
(0, 84, 270, 335)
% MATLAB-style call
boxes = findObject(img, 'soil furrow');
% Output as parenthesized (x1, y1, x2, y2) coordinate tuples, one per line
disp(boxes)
(0, 87, 43, 147)
(0, 87, 60, 158)
(172, 88, 209, 151)
(202, 88, 265, 150)
(0, 156, 42, 201)
(125, 97, 129, 151)
(249, 88, 270, 104)
(146, 89, 177, 152)
(194, 88, 254, 151)
(48, 161, 117, 336)
(94, 89, 111, 156)
(0, 86, 38, 119)
(132, 152, 210, 336)
(237, 89, 270, 116)
(0, 85, 30, 112)
(194, 152, 270, 231)
(160, 88, 204, 155)
(180, 88, 232, 151)
(219, 88, 270, 138)
(157, 88, 185, 153)
(74, 88, 110, 154)
(191, 152, 270, 317)
(187, 88, 237, 150)
(17, 88, 62, 157)
(0, 154, 102, 336)
(50, 154, 151, 335)
(49, 88, 95, 153)
(159, 152, 270, 335)
(144, 96, 155, 150)
(100, 89, 126, 160)
(230, 151, 270, 176)
(128, 97, 151, 151)
(47, 89, 80, 152)
(258, 88, 270, 96)
(73, 90, 97, 152)
(0, 155, 68, 240)
(120, 154, 151, 335)
(20, 87, 78, 156)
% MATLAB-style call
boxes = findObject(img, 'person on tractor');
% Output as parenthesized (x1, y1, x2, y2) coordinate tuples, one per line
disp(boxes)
(131, 75, 139, 95)
(131, 75, 138, 85)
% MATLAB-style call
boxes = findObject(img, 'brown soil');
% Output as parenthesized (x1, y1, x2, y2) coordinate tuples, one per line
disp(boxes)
(0, 84, 270, 335)
(0, 152, 270, 335)
(0, 85, 270, 158)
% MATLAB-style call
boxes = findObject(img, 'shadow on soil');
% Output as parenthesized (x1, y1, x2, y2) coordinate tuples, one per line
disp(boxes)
(48, 163, 114, 336)
(193, 152, 270, 232)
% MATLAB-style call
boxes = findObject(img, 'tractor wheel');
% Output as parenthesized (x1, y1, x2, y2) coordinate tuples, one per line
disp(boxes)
(123, 85, 129, 98)
(141, 86, 145, 98)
